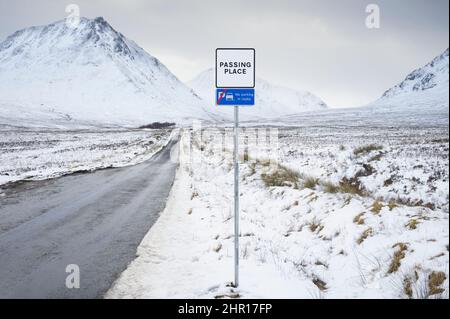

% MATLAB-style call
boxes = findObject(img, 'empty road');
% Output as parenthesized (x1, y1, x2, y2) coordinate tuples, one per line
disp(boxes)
(0, 137, 179, 298)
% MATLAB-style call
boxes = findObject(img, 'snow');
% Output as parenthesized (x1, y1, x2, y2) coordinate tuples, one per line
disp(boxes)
(0, 16, 448, 300)
(277, 126, 449, 211)
(241, 91, 448, 129)
(105, 49, 449, 298)
(0, 128, 173, 187)
(107, 125, 449, 299)
(106, 131, 317, 299)
(187, 69, 328, 121)
(241, 48, 449, 128)
(380, 49, 449, 102)
(0, 17, 217, 127)
(372, 48, 449, 109)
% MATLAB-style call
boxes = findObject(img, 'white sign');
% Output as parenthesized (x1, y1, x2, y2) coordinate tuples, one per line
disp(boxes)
(216, 48, 255, 88)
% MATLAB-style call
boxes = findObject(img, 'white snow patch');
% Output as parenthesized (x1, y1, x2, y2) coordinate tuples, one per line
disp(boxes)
(107, 128, 449, 299)
(0, 128, 174, 186)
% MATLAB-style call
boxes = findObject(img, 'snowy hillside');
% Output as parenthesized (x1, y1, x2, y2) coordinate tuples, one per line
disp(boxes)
(188, 69, 327, 121)
(373, 48, 449, 108)
(265, 49, 449, 128)
(0, 17, 216, 127)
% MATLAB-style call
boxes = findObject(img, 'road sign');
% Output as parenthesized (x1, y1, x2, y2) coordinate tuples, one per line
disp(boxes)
(215, 48, 256, 288)
(216, 89, 255, 106)
(216, 48, 255, 88)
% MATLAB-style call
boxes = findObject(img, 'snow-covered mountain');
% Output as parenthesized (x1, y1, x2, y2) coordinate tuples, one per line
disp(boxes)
(373, 48, 449, 108)
(0, 17, 216, 127)
(188, 69, 327, 121)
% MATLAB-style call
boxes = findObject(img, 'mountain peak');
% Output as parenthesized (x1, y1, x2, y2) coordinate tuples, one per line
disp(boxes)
(381, 48, 449, 99)
(93, 16, 108, 24)
(0, 18, 215, 126)
(0, 16, 134, 60)
(430, 48, 449, 68)
(88, 16, 120, 37)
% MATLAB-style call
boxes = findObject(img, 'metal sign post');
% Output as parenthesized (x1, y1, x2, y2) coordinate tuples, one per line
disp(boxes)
(216, 48, 255, 288)
(233, 105, 239, 288)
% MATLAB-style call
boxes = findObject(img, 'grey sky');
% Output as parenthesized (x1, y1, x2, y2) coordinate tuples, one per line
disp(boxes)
(0, 0, 448, 107)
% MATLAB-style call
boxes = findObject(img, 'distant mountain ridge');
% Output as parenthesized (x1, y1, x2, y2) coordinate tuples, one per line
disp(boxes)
(0, 17, 447, 127)
(188, 69, 328, 121)
(0, 17, 216, 127)
(376, 48, 449, 107)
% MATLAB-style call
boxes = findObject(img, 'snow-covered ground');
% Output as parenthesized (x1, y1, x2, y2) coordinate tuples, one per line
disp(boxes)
(107, 124, 449, 299)
(278, 126, 449, 212)
(0, 128, 173, 187)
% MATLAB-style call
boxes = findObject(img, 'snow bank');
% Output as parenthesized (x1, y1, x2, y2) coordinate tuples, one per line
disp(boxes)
(0, 128, 172, 187)
(107, 127, 449, 299)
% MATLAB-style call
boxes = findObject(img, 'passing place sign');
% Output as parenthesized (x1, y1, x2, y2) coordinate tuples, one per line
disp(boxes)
(216, 89, 255, 106)
(216, 48, 255, 88)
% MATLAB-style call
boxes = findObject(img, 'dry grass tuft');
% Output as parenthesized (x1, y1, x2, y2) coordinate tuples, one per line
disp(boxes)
(256, 158, 272, 167)
(369, 153, 384, 162)
(357, 227, 373, 244)
(303, 176, 320, 190)
(406, 219, 420, 230)
(191, 191, 199, 200)
(428, 271, 446, 296)
(309, 220, 321, 233)
(261, 165, 300, 188)
(388, 200, 398, 211)
(338, 178, 365, 195)
(388, 243, 408, 274)
(314, 260, 328, 268)
(354, 144, 383, 156)
(371, 200, 384, 214)
(403, 276, 414, 298)
(321, 178, 368, 196)
(307, 194, 319, 204)
(321, 181, 339, 193)
(342, 195, 353, 207)
(312, 277, 327, 291)
(353, 213, 366, 225)
(384, 177, 394, 187)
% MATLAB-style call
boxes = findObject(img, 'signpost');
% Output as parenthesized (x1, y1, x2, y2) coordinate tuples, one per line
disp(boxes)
(216, 48, 255, 288)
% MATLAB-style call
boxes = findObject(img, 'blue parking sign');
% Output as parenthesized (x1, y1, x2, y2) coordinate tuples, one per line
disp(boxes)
(216, 88, 255, 106)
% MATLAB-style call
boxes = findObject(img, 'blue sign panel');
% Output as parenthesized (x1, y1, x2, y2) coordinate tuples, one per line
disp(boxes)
(216, 89, 255, 106)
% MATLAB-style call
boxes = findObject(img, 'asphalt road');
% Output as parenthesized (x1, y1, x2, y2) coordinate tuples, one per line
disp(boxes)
(0, 137, 179, 298)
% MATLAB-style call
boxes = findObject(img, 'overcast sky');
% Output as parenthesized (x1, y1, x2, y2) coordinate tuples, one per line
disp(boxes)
(0, 0, 448, 107)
